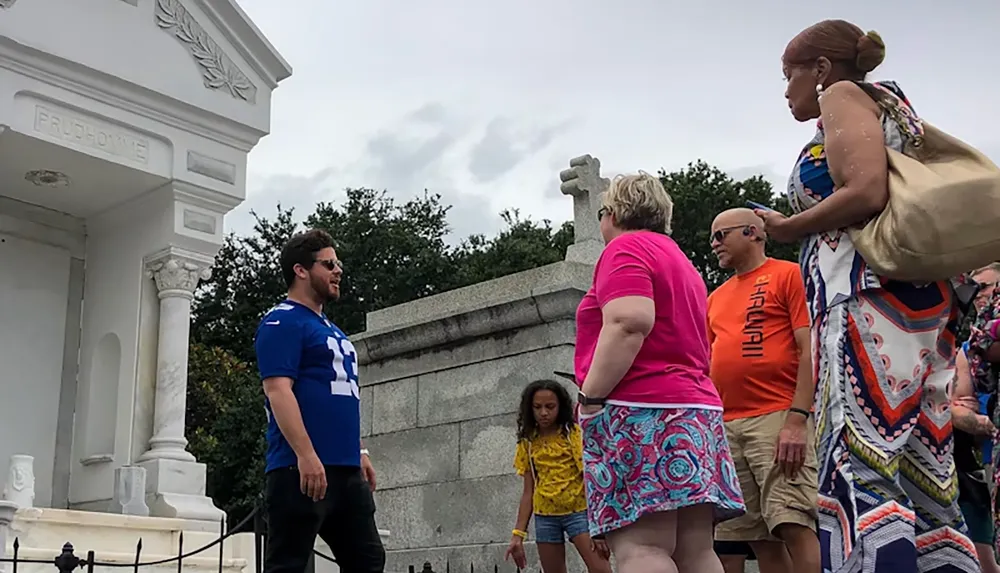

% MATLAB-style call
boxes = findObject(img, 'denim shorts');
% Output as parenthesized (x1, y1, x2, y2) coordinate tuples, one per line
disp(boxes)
(534, 511, 589, 544)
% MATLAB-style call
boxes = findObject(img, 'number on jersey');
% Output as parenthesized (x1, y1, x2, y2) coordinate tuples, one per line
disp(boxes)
(327, 335, 360, 398)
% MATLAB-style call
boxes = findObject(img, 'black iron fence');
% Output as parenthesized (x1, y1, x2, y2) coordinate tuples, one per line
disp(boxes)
(0, 506, 519, 573)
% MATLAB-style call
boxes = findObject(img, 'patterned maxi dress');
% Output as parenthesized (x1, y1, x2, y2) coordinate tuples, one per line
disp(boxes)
(786, 81, 981, 573)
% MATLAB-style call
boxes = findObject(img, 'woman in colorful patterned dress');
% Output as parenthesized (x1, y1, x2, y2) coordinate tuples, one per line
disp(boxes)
(575, 171, 745, 573)
(754, 19, 981, 573)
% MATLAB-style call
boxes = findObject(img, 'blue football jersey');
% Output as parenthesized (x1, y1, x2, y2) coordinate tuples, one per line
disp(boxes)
(255, 300, 361, 471)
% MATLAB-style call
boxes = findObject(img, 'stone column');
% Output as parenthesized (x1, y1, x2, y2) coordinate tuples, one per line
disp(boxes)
(136, 247, 223, 522)
(138, 247, 212, 463)
(559, 154, 610, 265)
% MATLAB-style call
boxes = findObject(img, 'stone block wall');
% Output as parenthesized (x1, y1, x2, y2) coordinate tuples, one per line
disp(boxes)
(354, 262, 592, 573)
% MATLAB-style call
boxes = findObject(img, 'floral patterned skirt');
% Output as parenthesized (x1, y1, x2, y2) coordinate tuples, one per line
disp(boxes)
(579, 405, 745, 536)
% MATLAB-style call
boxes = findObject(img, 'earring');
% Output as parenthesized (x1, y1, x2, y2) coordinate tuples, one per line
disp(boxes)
(815, 83, 824, 96)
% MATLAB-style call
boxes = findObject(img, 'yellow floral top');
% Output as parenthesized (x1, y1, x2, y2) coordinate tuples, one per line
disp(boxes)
(513, 425, 587, 516)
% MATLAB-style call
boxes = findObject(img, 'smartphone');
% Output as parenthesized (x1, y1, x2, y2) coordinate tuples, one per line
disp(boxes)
(553, 370, 576, 383)
(746, 201, 774, 212)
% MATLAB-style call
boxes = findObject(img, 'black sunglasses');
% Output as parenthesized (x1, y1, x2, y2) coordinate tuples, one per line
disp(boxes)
(597, 207, 610, 221)
(314, 258, 343, 271)
(710, 225, 749, 244)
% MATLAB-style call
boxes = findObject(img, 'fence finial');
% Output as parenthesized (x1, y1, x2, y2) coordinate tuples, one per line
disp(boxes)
(53, 543, 80, 573)
(133, 538, 142, 573)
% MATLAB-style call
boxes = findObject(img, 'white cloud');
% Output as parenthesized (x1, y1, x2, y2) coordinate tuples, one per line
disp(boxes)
(231, 0, 1000, 241)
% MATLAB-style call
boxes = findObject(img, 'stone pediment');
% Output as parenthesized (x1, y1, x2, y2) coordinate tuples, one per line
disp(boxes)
(0, 0, 292, 146)
(154, 0, 257, 103)
(0, 0, 291, 225)
(154, 0, 293, 104)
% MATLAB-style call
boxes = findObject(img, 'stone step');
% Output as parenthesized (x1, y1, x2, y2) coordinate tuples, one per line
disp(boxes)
(7, 508, 237, 560)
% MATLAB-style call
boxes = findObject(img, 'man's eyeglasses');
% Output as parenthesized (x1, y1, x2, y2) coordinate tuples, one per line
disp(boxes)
(315, 259, 343, 271)
(710, 225, 749, 244)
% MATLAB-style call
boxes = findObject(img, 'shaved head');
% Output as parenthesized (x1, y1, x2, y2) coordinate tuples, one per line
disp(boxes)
(712, 208, 765, 231)
(710, 207, 768, 271)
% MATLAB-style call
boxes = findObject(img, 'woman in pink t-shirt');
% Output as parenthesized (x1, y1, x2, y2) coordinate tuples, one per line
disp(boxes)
(575, 172, 745, 573)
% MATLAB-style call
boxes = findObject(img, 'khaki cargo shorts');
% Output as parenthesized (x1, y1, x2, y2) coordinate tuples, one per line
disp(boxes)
(715, 409, 819, 542)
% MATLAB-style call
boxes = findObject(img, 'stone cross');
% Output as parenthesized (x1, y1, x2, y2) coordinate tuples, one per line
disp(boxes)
(559, 154, 609, 265)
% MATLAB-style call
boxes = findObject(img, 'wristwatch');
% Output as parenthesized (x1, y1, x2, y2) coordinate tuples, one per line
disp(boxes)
(577, 390, 606, 407)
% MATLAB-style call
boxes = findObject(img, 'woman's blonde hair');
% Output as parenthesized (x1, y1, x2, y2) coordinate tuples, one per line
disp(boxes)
(602, 171, 673, 235)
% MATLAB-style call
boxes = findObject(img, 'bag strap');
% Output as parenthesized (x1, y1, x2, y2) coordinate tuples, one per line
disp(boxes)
(569, 425, 584, 474)
(527, 440, 538, 488)
(851, 81, 925, 148)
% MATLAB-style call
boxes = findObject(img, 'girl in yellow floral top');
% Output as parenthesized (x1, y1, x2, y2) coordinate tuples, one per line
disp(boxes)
(504, 379, 611, 573)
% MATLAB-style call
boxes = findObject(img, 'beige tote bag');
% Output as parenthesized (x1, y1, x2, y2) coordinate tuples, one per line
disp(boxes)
(844, 84, 1000, 282)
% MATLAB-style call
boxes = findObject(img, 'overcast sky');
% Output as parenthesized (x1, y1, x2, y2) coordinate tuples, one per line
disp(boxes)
(228, 0, 999, 241)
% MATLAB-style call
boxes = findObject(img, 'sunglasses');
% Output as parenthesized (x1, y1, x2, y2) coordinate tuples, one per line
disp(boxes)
(710, 225, 749, 244)
(314, 258, 343, 271)
(597, 207, 610, 221)
(975, 281, 998, 298)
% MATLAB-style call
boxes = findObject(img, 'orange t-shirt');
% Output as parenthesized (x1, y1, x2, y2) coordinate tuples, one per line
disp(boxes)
(707, 258, 810, 422)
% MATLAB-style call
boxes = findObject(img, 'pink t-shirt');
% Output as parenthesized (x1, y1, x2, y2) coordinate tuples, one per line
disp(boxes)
(574, 231, 722, 409)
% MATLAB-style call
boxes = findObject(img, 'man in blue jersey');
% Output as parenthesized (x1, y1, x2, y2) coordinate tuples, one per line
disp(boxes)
(255, 229, 384, 573)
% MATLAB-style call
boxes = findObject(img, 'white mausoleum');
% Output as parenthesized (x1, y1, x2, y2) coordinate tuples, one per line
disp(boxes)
(0, 0, 290, 525)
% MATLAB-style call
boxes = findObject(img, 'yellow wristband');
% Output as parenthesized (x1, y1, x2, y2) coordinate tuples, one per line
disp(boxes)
(512, 529, 528, 539)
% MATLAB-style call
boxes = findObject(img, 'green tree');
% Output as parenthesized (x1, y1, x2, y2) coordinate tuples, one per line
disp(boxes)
(305, 188, 461, 335)
(191, 207, 298, 364)
(450, 209, 574, 286)
(660, 161, 798, 291)
(187, 343, 266, 525)
(192, 188, 578, 355)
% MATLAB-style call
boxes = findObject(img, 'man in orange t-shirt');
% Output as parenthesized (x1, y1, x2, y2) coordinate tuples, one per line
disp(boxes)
(707, 208, 819, 573)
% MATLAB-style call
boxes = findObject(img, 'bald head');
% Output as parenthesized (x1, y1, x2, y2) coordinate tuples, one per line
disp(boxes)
(711, 208, 768, 271)
(712, 208, 765, 232)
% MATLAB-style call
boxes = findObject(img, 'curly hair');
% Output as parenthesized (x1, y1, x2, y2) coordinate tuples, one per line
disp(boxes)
(515, 379, 576, 441)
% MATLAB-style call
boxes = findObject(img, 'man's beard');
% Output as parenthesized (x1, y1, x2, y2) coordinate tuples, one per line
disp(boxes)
(309, 275, 338, 303)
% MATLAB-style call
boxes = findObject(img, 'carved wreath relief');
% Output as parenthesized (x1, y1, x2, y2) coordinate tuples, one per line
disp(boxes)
(154, 0, 258, 103)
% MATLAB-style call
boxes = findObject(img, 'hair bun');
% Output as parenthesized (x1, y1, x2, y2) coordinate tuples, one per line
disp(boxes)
(855, 30, 886, 73)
